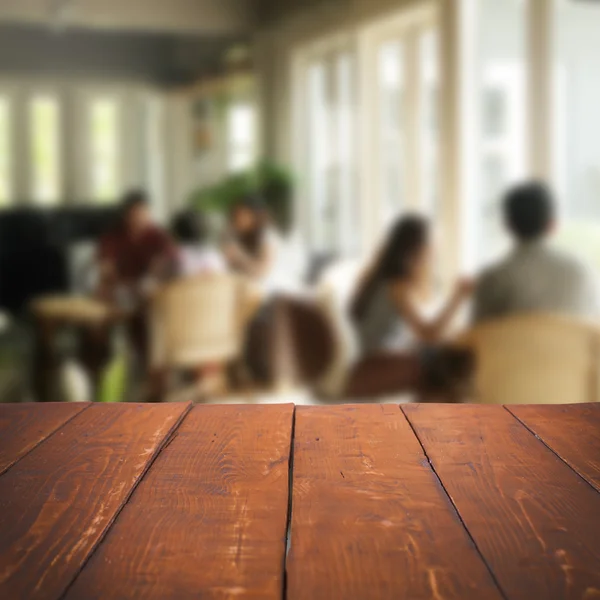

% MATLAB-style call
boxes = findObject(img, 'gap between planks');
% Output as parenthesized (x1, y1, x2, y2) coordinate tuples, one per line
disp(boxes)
(283, 405, 297, 600)
(399, 404, 510, 600)
(503, 404, 600, 495)
(57, 402, 194, 600)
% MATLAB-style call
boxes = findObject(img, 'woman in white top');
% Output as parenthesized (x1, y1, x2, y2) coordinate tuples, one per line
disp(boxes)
(223, 196, 284, 291)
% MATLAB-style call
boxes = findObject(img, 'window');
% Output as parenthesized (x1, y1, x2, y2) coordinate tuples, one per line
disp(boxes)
(377, 40, 406, 226)
(89, 98, 120, 203)
(307, 60, 332, 249)
(552, 0, 600, 271)
(419, 30, 440, 216)
(335, 52, 359, 254)
(473, 0, 527, 266)
(304, 49, 358, 254)
(0, 97, 11, 206)
(227, 103, 256, 173)
(30, 96, 62, 205)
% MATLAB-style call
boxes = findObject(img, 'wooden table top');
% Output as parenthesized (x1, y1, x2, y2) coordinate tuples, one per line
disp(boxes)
(0, 402, 599, 600)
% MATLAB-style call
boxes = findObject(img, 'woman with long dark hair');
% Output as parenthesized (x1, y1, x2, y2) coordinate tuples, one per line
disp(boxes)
(223, 196, 275, 282)
(346, 214, 473, 397)
(351, 215, 471, 352)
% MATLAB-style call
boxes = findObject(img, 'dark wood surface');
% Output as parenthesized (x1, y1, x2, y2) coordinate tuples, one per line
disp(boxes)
(508, 404, 600, 492)
(403, 404, 600, 600)
(0, 402, 599, 599)
(65, 404, 294, 600)
(287, 404, 502, 600)
(0, 402, 88, 475)
(0, 403, 190, 600)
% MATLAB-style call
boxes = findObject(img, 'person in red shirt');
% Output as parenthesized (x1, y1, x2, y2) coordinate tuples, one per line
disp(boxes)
(98, 190, 176, 300)
(97, 190, 177, 371)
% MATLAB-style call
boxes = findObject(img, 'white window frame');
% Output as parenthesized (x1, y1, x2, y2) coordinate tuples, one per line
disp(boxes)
(293, 31, 360, 255)
(26, 86, 65, 206)
(226, 100, 258, 174)
(359, 7, 438, 230)
(78, 87, 125, 203)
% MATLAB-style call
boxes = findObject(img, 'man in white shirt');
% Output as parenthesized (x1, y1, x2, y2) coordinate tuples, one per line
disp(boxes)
(474, 182, 600, 322)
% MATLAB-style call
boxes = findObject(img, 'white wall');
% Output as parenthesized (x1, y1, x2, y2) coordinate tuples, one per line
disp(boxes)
(162, 77, 259, 217)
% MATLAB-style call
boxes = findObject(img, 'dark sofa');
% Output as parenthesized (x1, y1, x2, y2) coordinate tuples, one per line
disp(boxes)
(0, 207, 118, 313)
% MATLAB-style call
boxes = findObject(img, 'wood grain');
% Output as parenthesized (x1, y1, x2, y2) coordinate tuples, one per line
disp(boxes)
(508, 404, 600, 493)
(404, 404, 600, 600)
(0, 403, 88, 475)
(0, 403, 190, 600)
(286, 404, 503, 600)
(65, 404, 294, 600)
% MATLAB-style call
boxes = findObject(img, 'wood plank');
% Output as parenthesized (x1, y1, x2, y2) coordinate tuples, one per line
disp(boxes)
(65, 404, 294, 600)
(0, 403, 88, 475)
(286, 404, 503, 600)
(508, 404, 600, 492)
(403, 404, 600, 600)
(0, 402, 190, 600)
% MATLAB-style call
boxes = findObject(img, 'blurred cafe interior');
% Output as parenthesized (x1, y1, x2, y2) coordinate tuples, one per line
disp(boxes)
(0, 0, 599, 406)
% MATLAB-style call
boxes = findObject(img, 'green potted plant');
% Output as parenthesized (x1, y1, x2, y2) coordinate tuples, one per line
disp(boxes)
(189, 160, 295, 234)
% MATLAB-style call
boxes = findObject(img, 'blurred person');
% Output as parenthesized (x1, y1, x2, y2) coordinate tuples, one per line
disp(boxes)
(97, 189, 176, 368)
(171, 209, 225, 276)
(98, 189, 176, 303)
(351, 215, 472, 354)
(224, 195, 310, 385)
(345, 215, 474, 399)
(223, 195, 289, 293)
(474, 182, 600, 322)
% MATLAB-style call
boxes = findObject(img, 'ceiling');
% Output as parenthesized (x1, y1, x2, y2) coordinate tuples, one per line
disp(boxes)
(0, 0, 330, 80)
(0, 0, 330, 35)
(0, 0, 258, 35)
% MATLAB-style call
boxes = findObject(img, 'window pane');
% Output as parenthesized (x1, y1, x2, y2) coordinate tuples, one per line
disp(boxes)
(553, 0, 600, 271)
(0, 98, 11, 206)
(90, 99, 120, 203)
(475, 0, 527, 266)
(227, 103, 256, 173)
(307, 60, 333, 250)
(30, 96, 61, 205)
(335, 52, 360, 254)
(378, 40, 405, 226)
(419, 30, 440, 217)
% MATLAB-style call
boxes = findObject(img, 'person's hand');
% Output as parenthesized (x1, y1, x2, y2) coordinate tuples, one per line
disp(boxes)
(455, 276, 475, 297)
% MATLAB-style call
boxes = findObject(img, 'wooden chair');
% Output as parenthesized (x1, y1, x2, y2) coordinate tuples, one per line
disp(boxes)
(455, 313, 600, 405)
(149, 274, 258, 393)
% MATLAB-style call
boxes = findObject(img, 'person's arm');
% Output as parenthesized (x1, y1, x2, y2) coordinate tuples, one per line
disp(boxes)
(96, 237, 119, 301)
(391, 279, 472, 343)
(152, 230, 179, 280)
(224, 238, 274, 279)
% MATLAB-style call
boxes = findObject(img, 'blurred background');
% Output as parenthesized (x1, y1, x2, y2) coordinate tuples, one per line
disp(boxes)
(0, 0, 599, 405)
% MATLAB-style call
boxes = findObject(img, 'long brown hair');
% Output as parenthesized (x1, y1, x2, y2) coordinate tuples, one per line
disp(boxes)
(350, 215, 430, 322)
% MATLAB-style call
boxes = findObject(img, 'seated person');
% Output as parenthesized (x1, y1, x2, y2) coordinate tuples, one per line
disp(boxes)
(351, 215, 471, 355)
(223, 196, 287, 293)
(171, 210, 225, 277)
(474, 182, 600, 322)
(346, 215, 473, 398)
(97, 189, 176, 368)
